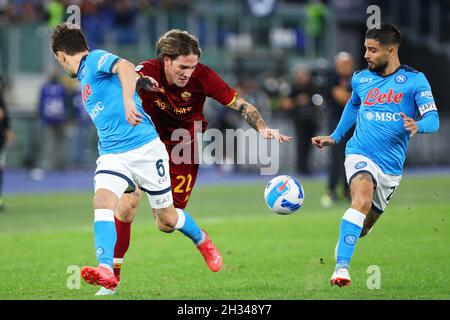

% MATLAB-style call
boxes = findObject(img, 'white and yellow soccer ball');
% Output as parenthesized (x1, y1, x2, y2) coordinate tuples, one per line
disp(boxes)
(264, 175, 304, 215)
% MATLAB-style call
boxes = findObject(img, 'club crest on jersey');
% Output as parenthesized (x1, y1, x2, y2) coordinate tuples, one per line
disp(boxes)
(395, 74, 407, 84)
(355, 161, 367, 169)
(181, 91, 192, 102)
(363, 88, 404, 106)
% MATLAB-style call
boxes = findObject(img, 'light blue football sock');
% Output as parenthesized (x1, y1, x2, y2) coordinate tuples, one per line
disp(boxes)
(94, 209, 117, 269)
(174, 209, 205, 245)
(335, 208, 366, 270)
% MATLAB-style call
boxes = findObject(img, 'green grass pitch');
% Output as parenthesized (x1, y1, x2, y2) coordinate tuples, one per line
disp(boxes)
(0, 175, 449, 299)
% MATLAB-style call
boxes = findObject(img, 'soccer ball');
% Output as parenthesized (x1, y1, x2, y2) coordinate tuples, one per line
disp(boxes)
(264, 175, 304, 215)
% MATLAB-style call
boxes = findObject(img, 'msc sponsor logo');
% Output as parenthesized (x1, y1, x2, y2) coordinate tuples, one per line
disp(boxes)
(135, 65, 144, 72)
(365, 111, 401, 122)
(395, 74, 407, 84)
(419, 102, 437, 115)
(89, 101, 105, 120)
(97, 53, 111, 71)
(364, 88, 404, 106)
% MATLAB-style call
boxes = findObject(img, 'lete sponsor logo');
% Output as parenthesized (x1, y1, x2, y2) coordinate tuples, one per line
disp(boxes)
(82, 84, 91, 104)
(363, 88, 404, 106)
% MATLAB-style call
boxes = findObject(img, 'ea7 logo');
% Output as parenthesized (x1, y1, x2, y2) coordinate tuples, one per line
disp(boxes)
(360, 77, 373, 84)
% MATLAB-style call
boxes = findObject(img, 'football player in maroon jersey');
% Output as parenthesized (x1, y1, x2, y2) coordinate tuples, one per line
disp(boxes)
(96, 29, 292, 295)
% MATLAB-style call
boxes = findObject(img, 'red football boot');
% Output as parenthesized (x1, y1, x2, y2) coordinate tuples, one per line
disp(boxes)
(196, 230, 222, 272)
(80, 265, 118, 290)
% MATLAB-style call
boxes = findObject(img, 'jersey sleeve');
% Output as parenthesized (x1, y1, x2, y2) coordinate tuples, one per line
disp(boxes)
(88, 50, 120, 75)
(198, 65, 236, 106)
(349, 73, 362, 107)
(414, 72, 438, 116)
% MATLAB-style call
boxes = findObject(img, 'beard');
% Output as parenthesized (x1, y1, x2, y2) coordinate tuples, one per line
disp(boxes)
(368, 60, 389, 73)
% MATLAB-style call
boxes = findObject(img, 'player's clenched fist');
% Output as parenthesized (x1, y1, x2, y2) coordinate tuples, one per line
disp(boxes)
(400, 112, 418, 138)
(124, 99, 142, 126)
(311, 136, 336, 150)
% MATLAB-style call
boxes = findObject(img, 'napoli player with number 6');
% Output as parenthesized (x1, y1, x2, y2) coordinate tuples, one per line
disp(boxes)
(312, 23, 439, 287)
(51, 23, 220, 291)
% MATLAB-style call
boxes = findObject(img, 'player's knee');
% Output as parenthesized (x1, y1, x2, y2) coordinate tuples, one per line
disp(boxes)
(116, 194, 140, 223)
(154, 207, 178, 233)
(351, 196, 372, 214)
(93, 190, 117, 210)
(116, 207, 135, 223)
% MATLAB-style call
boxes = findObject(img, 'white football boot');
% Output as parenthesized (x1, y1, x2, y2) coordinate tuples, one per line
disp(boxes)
(330, 267, 351, 287)
(95, 283, 119, 296)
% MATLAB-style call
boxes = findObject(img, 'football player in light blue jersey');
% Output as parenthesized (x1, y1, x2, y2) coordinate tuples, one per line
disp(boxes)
(312, 23, 439, 287)
(51, 23, 222, 292)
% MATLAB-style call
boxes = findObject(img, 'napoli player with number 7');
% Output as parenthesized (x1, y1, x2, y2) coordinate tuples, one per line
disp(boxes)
(311, 23, 439, 287)
(51, 23, 219, 291)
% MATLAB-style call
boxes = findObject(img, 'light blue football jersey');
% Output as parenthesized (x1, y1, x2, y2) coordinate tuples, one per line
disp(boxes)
(345, 65, 437, 175)
(77, 49, 158, 155)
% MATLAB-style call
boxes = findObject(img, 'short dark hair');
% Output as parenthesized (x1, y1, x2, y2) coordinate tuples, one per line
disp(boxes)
(51, 23, 89, 55)
(156, 29, 202, 60)
(365, 22, 402, 46)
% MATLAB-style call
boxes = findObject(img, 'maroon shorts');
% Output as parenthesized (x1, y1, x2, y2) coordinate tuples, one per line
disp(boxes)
(165, 141, 199, 209)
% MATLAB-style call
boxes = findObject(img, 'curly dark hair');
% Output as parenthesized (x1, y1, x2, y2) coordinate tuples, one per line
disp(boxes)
(51, 23, 89, 55)
(366, 22, 402, 46)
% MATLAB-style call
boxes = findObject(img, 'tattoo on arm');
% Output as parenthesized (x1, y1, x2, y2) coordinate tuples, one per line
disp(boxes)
(231, 98, 267, 131)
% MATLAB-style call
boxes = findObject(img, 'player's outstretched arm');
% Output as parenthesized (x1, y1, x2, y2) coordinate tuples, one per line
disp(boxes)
(311, 136, 336, 150)
(229, 95, 293, 143)
(112, 59, 142, 126)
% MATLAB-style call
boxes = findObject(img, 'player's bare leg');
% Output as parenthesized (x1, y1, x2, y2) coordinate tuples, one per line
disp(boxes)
(81, 189, 119, 290)
(153, 205, 222, 272)
(331, 173, 374, 287)
(360, 208, 381, 238)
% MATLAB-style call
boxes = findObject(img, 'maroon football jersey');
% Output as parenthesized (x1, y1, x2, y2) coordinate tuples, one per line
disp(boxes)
(136, 59, 236, 145)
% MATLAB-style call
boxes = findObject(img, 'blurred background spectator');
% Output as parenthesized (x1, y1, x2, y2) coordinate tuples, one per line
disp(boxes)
(280, 66, 320, 175)
(38, 70, 69, 171)
(0, 75, 14, 210)
(320, 51, 354, 207)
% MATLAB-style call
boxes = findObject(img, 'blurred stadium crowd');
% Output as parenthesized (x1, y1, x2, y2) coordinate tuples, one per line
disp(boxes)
(0, 0, 449, 178)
